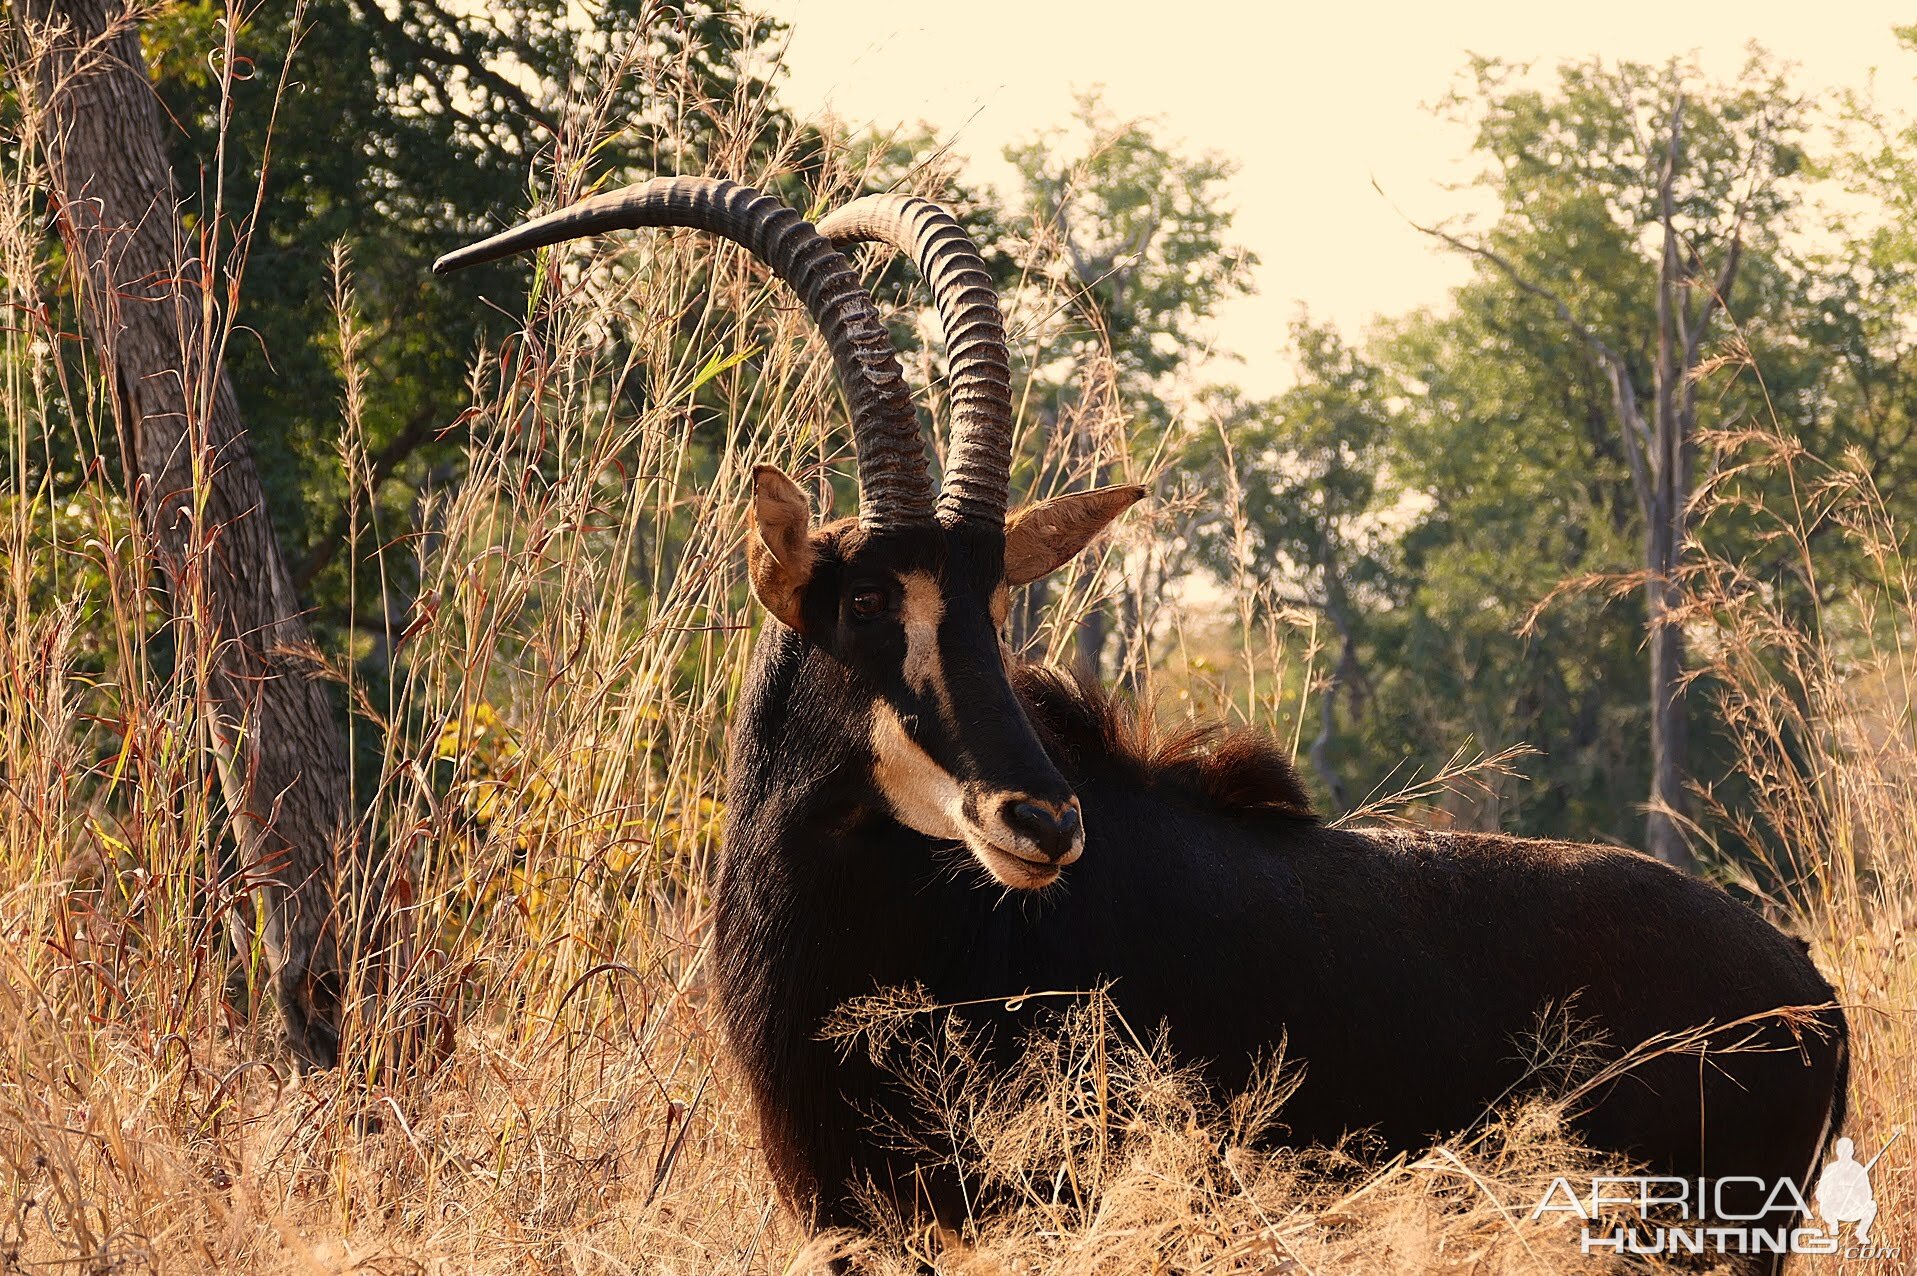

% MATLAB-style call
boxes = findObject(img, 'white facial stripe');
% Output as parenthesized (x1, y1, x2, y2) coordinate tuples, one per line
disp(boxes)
(870, 703, 968, 840)
(870, 705, 1077, 889)
(899, 571, 946, 697)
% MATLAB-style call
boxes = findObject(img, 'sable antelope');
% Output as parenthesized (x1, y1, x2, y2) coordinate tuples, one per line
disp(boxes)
(435, 178, 1848, 1264)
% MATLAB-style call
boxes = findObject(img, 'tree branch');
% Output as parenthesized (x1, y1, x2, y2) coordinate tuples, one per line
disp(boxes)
(347, 0, 555, 137)
(1682, 120, 1763, 369)
(1654, 91, 1683, 528)
(1403, 208, 1655, 520)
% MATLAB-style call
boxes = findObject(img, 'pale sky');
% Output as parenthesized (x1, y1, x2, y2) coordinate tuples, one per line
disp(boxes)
(762, 1, 1917, 395)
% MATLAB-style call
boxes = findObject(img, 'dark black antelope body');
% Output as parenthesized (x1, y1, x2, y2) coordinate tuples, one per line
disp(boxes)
(437, 181, 1849, 1254)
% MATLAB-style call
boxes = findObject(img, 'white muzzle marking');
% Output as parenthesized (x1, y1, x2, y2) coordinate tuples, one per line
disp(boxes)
(869, 703, 1075, 889)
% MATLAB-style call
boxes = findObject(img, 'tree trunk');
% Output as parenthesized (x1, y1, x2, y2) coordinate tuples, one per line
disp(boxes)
(1408, 85, 1766, 874)
(1074, 602, 1109, 682)
(1304, 533, 1359, 815)
(1643, 339, 1692, 868)
(1645, 578, 1689, 867)
(1072, 440, 1111, 680)
(21, 0, 358, 1068)
(1642, 96, 1696, 874)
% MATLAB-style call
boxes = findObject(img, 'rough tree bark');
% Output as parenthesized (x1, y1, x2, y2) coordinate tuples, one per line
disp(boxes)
(1643, 100, 1698, 875)
(1415, 94, 1757, 873)
(20, 0, 357, 1067)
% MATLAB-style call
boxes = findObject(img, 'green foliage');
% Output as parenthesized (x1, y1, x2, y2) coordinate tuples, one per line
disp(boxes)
(1194, 323, 1399, 602)
(1373, 295, 1648, 837)
(27, 4, 1917, 858)
(136, 0, 785, 637)
(1192, 51, 1916, 839)
(1004, 93, 1255, 417)
(993, 95, 1256, 669)
(1183, 324, 1397, 812)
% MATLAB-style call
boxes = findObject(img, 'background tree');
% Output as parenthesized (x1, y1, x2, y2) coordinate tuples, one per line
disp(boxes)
(18, 0, 358, 1067)
(1813, 31, 1917, 531)
(1411, 54, 1806, 868)
(1000, 94, 1255, 677)
(140, 0, 785, 658)
(11, 0, 785, 1063)
(1368, 288, 1650, 838)
(1191, 323, 1400, 814)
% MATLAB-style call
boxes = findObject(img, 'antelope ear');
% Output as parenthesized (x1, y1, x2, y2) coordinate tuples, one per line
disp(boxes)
(747, 465, 815, 629)
(1003, 484, 1147, 587)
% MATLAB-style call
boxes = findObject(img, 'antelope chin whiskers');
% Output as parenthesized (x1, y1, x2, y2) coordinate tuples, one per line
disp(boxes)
(969, 839, 1064, 890)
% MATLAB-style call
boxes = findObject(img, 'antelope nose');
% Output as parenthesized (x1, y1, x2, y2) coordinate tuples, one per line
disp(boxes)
(1003, 799, 1084, 863)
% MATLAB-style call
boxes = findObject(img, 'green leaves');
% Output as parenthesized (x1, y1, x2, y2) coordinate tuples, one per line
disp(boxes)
(133, 0, 786, 640)
(1004, 92, 1255, 394)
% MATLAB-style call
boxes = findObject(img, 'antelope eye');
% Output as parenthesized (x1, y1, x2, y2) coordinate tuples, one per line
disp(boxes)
(849, 588, 887, 620)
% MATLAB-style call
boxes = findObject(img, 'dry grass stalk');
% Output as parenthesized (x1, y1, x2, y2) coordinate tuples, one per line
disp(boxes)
(0, 9, 1908, 1275)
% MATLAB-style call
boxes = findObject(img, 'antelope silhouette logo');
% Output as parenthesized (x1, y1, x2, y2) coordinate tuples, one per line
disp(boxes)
(1816, 1130, 1900, 1244)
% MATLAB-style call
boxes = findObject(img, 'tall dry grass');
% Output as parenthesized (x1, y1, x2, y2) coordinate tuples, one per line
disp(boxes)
(0, 7, 1909, 1274)
(1682, 419, 1917, 1266)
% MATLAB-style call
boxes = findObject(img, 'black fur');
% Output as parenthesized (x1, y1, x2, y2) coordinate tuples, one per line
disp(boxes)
(714, 526, 1847, 1259)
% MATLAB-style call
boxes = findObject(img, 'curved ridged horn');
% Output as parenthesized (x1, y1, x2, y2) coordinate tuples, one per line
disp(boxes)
(434, 177, 937, 528)
(817, 195, 1013, 527)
